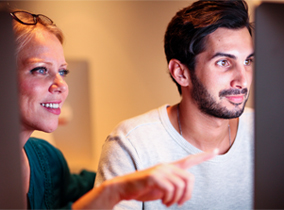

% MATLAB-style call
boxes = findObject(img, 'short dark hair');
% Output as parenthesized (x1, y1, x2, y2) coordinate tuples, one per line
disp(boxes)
(164, 0, 253, 94)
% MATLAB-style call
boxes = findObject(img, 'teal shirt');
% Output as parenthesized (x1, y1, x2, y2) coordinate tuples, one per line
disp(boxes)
(24, 138, 96, 209)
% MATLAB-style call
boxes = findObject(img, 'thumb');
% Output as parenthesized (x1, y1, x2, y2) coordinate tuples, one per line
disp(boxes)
(173, 148, 219, 169)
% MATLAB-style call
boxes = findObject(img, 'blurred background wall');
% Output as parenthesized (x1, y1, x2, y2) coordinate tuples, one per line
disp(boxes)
(7, 0, 262, 172)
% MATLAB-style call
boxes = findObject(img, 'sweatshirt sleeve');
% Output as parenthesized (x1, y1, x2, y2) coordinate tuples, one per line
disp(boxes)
(95, 129, 143, 210)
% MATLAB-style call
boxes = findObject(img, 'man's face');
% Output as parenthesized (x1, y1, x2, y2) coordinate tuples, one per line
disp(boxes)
(191, 27, 254, 119)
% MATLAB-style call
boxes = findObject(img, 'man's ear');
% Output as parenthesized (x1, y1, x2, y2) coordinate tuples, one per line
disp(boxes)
(168, 59, 190, 87)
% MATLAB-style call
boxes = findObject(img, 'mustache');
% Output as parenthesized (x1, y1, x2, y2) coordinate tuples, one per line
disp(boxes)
(219, 88, 248, 97)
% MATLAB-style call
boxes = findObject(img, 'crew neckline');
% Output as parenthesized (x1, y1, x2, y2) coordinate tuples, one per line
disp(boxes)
(158, 104, 244, 163)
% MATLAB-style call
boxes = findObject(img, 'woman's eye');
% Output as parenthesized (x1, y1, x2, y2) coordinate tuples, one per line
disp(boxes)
(59, 69, 69, 77)
(30, 67, 47, 75)
(216, 60, 230, 67)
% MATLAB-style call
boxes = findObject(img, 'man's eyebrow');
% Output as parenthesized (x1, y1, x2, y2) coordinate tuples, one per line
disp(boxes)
(210, 52, 255, 60)
(247, 53, 254, 59)
(210, 52, 236, 60)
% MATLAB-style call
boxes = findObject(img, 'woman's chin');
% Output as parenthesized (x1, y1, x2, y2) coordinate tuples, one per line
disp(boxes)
(40, 124, 58, 133)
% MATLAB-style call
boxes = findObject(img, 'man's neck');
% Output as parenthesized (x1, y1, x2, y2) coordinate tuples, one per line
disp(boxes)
(167, 101, 239, 154)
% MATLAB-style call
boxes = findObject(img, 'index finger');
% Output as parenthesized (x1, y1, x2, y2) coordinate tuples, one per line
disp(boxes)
(173, 148, 219, 169)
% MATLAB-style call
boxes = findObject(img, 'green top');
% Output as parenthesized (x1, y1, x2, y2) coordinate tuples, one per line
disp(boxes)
(24, 138, 96, 209)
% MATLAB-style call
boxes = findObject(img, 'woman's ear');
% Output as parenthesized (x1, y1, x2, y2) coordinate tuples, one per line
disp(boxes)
(168, 59, 190, 87)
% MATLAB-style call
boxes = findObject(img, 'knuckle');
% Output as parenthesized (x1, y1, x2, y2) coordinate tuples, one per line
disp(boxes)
(166, 184, 175, 193)
(176, 180, 185, 189)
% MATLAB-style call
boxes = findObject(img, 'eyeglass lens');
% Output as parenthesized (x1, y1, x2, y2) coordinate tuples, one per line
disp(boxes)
(37, 15, 53, 25)
(12, 11, 54, 25)
(14, 12, 35, 24)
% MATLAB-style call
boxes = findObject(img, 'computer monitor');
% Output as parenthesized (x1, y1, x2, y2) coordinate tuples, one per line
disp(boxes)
(254, 2, 284, 209)
(0, 9, 24, 209)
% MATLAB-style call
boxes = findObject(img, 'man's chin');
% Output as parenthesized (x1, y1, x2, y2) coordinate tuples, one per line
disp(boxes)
(230, 102, 243, 106)
(202, 104, 246, 119)
(225, 105, 246, 119)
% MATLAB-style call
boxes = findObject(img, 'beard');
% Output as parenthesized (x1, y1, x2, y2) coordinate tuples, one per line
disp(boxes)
(190, 71, 248, 119)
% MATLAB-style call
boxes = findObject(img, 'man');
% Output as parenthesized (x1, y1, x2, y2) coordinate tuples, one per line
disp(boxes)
(95, 0, 254, 209)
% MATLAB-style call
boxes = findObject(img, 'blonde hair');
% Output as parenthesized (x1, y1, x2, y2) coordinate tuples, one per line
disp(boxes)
(12, 11, 64, 56)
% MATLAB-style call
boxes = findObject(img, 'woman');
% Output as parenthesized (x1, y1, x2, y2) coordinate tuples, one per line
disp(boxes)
(12, 10, 218, 209)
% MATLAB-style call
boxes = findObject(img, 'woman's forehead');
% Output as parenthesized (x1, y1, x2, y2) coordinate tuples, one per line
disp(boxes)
(18, 28, 65, 65)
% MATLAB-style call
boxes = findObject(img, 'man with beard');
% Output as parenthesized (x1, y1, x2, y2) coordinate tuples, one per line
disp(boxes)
(95, 0, 254, 209)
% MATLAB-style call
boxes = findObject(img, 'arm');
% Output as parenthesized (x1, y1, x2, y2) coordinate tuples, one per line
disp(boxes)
(51, 144, 96, 208)
(72, 149, 218, 209)
(26, 138, 96, 209)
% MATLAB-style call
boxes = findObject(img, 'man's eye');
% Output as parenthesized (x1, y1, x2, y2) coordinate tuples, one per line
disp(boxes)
(216, 60, 230, 67)
(59, 69, 69, 77)
(244, 58, 253, 66)
(30, 67, 47, 75)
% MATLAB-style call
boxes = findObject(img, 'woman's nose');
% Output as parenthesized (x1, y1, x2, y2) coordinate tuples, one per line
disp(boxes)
(49, 74, 68, 93)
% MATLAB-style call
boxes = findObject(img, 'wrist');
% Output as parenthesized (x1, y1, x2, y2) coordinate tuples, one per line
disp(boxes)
(72, 181, 121, 209)
(99, 180, 122, 209)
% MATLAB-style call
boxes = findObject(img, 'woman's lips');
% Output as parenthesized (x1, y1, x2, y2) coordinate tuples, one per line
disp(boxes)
(40, 102, 61, 115)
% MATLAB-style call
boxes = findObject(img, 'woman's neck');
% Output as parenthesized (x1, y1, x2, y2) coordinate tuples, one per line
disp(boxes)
(20, 130, 33, 148)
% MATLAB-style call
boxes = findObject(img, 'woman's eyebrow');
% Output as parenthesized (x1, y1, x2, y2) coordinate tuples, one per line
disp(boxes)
(24, 58, 67, 68)
(23, 58, 52, 65)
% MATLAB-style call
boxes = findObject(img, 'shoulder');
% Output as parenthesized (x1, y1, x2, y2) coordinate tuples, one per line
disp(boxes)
(111, 105, 167, 137)
(27, 137, 62, 156)
(26, 137, 67, 169)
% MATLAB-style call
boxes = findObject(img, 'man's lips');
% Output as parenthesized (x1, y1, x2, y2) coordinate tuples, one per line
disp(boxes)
(225, 95, 245, 104)
(219, 88, 248, 104)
